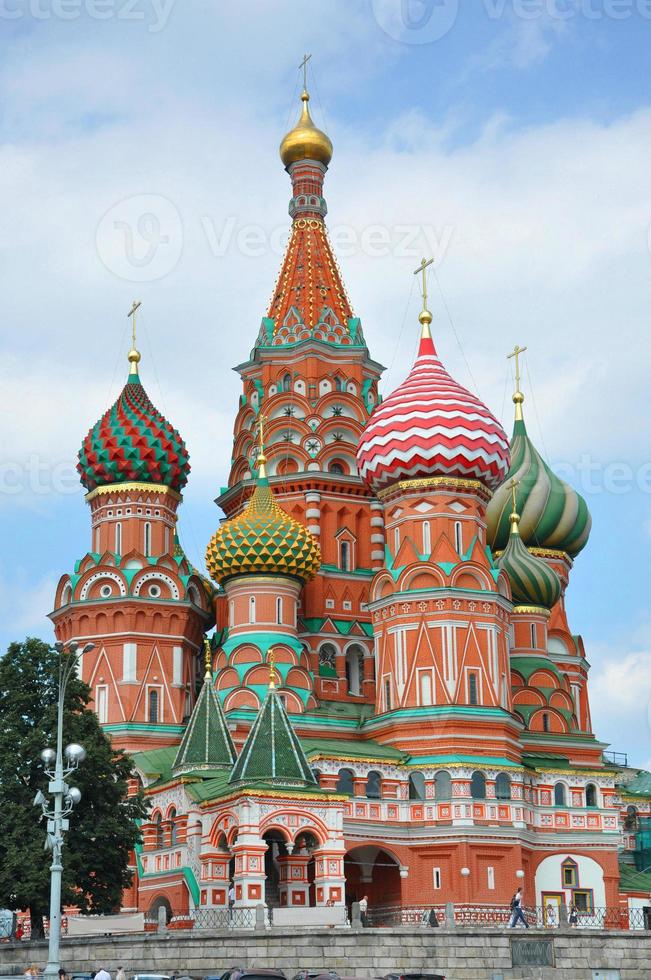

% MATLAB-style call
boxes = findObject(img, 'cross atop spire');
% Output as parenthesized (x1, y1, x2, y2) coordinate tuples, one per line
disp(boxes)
(127, 300, 142, 377)
(413, 257, 434, 342)
(507, 343, 527, 420)
(299, 52, 311, 91)
(509, 477, 521, 532)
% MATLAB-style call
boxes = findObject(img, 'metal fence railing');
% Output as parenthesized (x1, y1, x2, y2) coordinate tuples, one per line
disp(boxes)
(365, 904, 650, 931)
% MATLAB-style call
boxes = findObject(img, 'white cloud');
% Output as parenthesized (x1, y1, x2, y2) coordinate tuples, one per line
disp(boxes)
(0, 568, 58, 639)
(588, 638, 651, 769)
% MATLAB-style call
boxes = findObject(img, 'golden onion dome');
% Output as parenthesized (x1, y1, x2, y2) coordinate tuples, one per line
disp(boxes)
(205, 463, 321, 585)
(279, 89, 333, 169)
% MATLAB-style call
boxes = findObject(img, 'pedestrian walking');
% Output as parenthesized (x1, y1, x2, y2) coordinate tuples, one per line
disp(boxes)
(23, 964, 40, 977)
(508, 887, 529, 928)
(116, 968, 126, 980)
(58, 967, 70, 980)
(95, 967, 111, 980)
(428, 907, 439, 927)
(358, 894, 368, 927)
(569, 904, 579, 927)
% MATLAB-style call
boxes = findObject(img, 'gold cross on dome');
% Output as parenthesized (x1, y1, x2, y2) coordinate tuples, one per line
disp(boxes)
(507, 343, 527, 392)
(299, 53, 312, 89)
(413, 257, 434, 312)
(255, 412, 269, 456)
(127, 300, 141, 350)
(268, 647, 279, 689)
(203, 636, 212, 680)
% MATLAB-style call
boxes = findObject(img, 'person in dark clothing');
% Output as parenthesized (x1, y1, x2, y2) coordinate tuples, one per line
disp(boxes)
(428, 908, 439, 927)
(508, 887, 529, 928)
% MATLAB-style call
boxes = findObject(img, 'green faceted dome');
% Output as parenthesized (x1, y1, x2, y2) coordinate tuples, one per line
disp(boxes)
(78, 355, 190, 493)
(497, 512, 562, 610)
(205, 463, 321, 584)
(487, 414, 591, 559)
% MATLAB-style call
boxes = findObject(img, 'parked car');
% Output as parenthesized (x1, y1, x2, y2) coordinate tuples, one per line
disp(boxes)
(70, 974, 94, 980)
(217, 972, 286, 980)
(132, 975, 171, 980)
(292, 973, 341, 980)
(380, 974, 446, 980)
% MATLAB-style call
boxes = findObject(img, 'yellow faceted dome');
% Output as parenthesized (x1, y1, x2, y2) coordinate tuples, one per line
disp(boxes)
(205, 470, 321, 584)
(279, 90, 333, 169)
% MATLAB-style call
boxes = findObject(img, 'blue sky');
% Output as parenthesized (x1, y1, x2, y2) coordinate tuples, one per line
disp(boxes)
(1, 0, 650, 766)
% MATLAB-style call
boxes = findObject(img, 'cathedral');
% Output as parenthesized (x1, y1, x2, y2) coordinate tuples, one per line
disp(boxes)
(50, 77, 651, 924)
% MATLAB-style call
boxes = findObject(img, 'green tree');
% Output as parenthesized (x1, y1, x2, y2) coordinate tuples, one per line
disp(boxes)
(0, 638, 148, 935)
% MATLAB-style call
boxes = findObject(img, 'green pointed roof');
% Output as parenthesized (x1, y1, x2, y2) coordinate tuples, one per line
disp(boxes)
(497, 510, 561, 610)
(487, 403, 591, 558)
(229, 686, 317, 789)
(172, 675, 236, 776)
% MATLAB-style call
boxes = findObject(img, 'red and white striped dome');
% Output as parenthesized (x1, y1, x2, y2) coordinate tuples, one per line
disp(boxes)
(357, 329, 510, 491)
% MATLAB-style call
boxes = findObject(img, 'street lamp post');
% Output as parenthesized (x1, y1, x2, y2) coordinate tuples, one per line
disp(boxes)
(36, 640, 94, 980)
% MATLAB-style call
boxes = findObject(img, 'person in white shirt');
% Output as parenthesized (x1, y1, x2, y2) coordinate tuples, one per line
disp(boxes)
(95, 968, 111, 980)
(358, 895, 368, 927)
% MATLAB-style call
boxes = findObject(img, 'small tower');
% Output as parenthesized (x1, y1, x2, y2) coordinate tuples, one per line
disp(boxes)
(487, 349, 595, 743)
(206, 422, 321, 716)
(219, 65, 384, 709)
(356, 266, 516, 758)
(51, 306, 212, 752)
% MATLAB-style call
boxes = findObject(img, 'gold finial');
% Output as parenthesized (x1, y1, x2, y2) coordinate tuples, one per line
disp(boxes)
(299, 52, 312, 93)
(127, 300, 142, 376)
(507, 344, 527, 421)
(203, 636, 212, 681)
(279, 57, 333, 168)
(268, 647, 279, 689)
(255, 412, 269, 477)
(509, 477, 521, 532)
(413, 257, 434, 338)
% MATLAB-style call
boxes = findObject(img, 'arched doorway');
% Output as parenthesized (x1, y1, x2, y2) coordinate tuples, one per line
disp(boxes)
(148, 895, 172, 925)
(262, 830, 289, 908)
(295, 831, 319, 906)
(344, 845, 402, 922)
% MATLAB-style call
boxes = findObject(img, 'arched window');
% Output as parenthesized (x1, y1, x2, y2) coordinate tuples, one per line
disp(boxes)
(624, 805, 639, 831)
(454, 521, 463, 555)
(115, 522, 122, 554)
(495, 773, 512, 800)
(531, 623, 537, 648)
(276, 596, 283, 624)
(148, 689, 159, 724)
(340, 541, 350, 571)
(144, 521, 152, 557)
(154, 812, 164, 848)
(330, 462, 344, 475)
(542, 712, 550, 732)
(434, 770, 451, 801)
(336, 768, 354, 794)
(394, 527, 400, 553)
(249, 596, 256, 624)
(585, 783, 598, 808)
(281, 372, 291, 392)
(366, 770, 382, 799)
(345, 645, 364, 696)
(409, 772, 426, 801)
(554, 782, 566, 807)
(470, 771, 486, 799)
(561, 858, 578, 887)
(169, 807, 178, 846)
(422, 520, 431, 554)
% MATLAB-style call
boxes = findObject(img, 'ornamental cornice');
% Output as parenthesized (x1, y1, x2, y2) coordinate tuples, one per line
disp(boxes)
(85, 481, 181, 503)
(377, 475, 489, 501)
